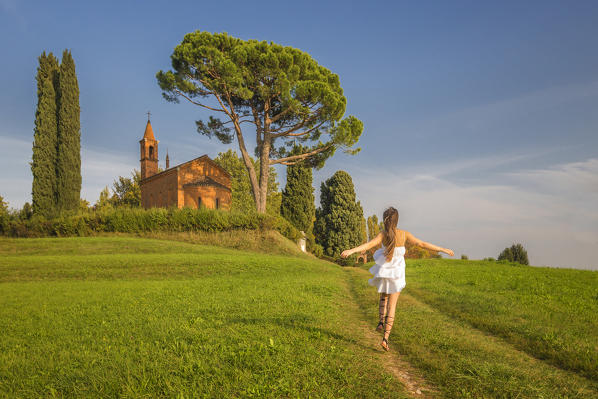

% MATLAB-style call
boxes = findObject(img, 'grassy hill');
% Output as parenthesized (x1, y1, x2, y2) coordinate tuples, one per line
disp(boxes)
(351, 259, 598, 398)
(0, 236, 406, 398)
(1, 236, 597, 398)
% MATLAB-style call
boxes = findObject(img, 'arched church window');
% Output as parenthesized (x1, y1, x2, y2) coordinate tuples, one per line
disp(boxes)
(215, 198, 220, 209)
(149, 146, 154, 158)
(197, 196, 202, 208)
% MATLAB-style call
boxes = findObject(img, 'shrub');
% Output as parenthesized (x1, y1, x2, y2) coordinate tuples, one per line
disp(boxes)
(310, 243, 324, 258)
(319, 254, 355, 266)
(19, 202, 33, 221)
(461, 254, 468, 260)
(1, 207, 300, 243)
(498, 243, 529, 265)
(405, 242, 440, 259)
(267, 215, 301, 241)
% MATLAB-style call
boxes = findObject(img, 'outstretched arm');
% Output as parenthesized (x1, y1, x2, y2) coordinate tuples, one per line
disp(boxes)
(405, 231, 454, 256)
(340, 233, 383, 258)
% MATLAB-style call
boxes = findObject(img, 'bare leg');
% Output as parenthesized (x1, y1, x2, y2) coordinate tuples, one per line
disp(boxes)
(381, 292, 400, 350)
(377, 293, 388, 331)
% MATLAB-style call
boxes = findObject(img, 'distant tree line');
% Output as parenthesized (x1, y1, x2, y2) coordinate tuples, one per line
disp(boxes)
(31, 50, 81, 217)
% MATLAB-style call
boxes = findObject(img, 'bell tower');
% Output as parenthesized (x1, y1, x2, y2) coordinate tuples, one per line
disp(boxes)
(140, 114, 159, 180)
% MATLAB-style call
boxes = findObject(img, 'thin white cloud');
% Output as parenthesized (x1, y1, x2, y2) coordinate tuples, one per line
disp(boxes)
(354, 156, 598, 270)
(81, 147, 137, 204)
(0, 135, 136, 207)
(506, 158, 598, 196)
(0, 135, 33, 208)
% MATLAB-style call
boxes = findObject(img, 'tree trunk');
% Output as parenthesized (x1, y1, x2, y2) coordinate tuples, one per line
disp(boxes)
(233, 117, 263, 212)
(256, 138, 271, 213)
(233, 103, 271, 214)
(238, 145, 262, 212)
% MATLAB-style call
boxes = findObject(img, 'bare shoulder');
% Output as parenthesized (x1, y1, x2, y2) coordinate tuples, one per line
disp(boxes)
(403, 230, 417, 243)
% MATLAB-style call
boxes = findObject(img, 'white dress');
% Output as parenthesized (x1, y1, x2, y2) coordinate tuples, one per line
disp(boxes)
(368, 245, 406, 294)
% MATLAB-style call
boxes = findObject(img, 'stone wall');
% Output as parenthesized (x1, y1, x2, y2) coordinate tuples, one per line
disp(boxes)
(140, 168, 177, 208)
(182, 185, 231, 210)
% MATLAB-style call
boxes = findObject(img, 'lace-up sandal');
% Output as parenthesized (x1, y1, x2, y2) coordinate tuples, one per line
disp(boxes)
(381, 337, 389, 351)
(376, 321, 384, 332)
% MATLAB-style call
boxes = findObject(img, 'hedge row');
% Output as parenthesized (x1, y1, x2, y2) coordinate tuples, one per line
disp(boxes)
(3, 207, 301, 241)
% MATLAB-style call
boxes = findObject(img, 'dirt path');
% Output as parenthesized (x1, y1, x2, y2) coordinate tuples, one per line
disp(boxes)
(357, 319, 439, 398)
(342, 267, 440, 398)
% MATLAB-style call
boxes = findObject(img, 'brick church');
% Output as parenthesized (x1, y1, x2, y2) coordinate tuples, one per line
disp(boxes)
(139, 118, 231, 210)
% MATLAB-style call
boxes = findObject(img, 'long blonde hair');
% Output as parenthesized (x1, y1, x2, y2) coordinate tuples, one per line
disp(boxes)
(382, 207, 399, 261)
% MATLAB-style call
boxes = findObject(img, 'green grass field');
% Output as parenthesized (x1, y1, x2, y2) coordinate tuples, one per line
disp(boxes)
(0, 237, 406, 398)
(1, 236, 597, 398)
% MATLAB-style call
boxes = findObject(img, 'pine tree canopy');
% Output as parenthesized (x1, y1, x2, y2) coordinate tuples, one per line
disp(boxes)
(157, 31, 363, 213)
(314, 170, 364, 258)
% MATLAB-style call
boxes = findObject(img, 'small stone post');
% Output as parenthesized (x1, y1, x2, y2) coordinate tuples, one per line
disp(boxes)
(298, 231, 306, 252)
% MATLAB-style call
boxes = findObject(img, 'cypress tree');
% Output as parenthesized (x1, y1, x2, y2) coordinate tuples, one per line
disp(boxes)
(314, 170, 364, 258)
(367, 214, 381, 241)
(281, 146, 316, 235)
(31, 52, 59, 217)
(359, 214, 367, 243)
(56, 50, 81, 212)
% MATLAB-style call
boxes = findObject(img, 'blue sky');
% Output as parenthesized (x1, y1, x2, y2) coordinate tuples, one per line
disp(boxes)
(1, 0, 597, 269)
